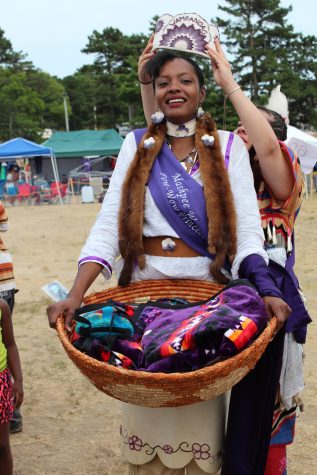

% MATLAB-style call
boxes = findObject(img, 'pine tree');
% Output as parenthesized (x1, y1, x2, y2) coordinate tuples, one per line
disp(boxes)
(215, 0, 317, 128)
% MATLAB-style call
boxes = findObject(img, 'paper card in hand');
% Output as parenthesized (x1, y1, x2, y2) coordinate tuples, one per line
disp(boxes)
(41, 280, 69, 302)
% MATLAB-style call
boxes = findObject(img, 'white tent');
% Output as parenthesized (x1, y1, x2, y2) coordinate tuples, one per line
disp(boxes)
(286, 125, 317, 174)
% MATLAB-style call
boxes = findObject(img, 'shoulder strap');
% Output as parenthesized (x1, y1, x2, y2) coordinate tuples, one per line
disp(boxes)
(74, 301, 133, 318)
(224, 132, 234, 170)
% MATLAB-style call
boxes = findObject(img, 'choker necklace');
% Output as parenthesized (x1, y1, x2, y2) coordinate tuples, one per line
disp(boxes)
(166, 118, 197, 138)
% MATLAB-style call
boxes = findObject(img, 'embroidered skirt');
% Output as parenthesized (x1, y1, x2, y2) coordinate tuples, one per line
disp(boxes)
(121, 393, 229, 473)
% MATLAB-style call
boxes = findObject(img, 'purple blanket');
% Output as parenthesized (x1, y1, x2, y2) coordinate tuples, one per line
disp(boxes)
(113, 281, 268, 373)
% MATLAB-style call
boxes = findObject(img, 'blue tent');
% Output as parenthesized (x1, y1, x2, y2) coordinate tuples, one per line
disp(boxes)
(0, 137, 62, 204)
(0, 137, 54, 159)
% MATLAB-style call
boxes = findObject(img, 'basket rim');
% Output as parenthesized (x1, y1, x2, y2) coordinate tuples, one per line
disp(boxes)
(56, 278, 277, 381)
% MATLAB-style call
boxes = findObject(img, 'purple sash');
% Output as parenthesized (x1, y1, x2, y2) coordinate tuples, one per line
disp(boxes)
(133, 129, 212, 257)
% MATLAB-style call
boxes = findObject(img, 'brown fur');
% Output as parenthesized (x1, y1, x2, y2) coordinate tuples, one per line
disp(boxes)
(118, 121, 167, 285)
(118, 113, 237, 286)
(195, 113, 237, 283)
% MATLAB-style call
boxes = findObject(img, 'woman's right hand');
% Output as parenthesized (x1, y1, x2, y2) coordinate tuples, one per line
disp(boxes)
(138, 35, 156, 83)
(205, 39, 237, 96)
(47, 295, 82, 332)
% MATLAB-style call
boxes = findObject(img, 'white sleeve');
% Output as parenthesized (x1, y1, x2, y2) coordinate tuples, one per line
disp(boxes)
(227, 134, 268, 279)
(78, 132, 137, 279)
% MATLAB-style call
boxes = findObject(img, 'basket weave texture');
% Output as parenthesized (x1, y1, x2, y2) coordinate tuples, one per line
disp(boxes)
(56, 279, 276, 408)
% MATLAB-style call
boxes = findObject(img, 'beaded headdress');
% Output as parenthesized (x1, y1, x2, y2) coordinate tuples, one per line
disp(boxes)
(152, 13, 219, 58)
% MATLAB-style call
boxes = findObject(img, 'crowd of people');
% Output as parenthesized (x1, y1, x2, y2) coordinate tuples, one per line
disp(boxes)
(0, 24, 312, 475)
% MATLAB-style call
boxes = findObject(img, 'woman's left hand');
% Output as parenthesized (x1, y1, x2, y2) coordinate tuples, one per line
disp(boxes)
(262, 296, 291, 331)
(205, 39, 238, 96)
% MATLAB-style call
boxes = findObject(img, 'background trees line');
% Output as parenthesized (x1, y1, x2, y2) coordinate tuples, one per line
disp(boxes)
(0, 0, 316, 142)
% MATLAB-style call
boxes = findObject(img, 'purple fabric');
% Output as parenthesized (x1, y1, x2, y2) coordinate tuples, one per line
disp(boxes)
(108, 282, 269, 373)
(133, 129, 212, 258)
(239, 254, 284, 299)
(268, 259, 311, 343)
(224, 132, 234, 169)
(239, 254, 311, 343)
(138, 283, 267, 372)
(78, 256, 112, 274)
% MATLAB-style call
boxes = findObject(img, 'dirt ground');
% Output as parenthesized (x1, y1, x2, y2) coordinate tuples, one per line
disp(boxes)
(4, 194, 316, 474)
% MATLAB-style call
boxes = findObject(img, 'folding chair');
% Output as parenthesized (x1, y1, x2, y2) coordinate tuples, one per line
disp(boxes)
(18, 183, 42, 205)
(17, 184, 32, 205)
(48, 182, 68, 204)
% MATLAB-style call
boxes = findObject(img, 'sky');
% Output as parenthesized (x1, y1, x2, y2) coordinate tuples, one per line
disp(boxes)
(1, 0, 316, 78)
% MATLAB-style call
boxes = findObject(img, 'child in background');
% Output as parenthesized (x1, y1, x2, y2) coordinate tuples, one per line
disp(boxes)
(0, 201, 23, 434)
(0, 298, 23, 474)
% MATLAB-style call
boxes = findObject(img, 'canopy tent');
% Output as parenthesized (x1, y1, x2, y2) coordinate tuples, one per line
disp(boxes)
(0, 137, 62, 204)
(42, 129, 123, 158)
(286, 125, 317, 174)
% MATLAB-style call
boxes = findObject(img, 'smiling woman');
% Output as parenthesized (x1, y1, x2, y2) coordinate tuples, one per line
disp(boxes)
(47, 44, 292, 475)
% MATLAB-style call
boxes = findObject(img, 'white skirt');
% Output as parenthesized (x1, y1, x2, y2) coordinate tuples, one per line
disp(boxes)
(121, 393, 230, 473)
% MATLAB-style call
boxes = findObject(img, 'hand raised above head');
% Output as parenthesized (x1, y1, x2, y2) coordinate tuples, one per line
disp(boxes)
(138, 34, 156, 84)
(205, 38, 237, 95)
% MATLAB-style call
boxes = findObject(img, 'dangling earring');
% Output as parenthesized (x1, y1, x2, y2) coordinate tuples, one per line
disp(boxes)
(151, 110, 165, 124)
(197, 104, 205, 118)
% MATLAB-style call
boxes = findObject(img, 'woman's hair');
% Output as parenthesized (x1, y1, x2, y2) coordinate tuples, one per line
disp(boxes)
(145, 50, 205, 89)
(8, 163, 20, 173)
(257, 106, 287, 141)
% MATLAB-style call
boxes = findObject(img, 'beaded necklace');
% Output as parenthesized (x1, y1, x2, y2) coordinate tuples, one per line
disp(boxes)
(165, 137, 198, 172)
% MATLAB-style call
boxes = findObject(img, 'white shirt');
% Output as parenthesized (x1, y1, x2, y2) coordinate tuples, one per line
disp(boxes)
(79, 130, 268, 281)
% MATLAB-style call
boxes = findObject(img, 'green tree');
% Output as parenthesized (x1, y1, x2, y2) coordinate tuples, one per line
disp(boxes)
(25, 69, 67, 130)
(216, 0, 317, 127)
(216, 0, 295, 100)
(215, 0, 317, 128)
(81, 28, 149, 128)
(0, 27, 24, 66)
(0, 68, 45, 140)
(63, 69, 98, 130)
(0, 27, 67, 140)
(0, 66, 67, 141)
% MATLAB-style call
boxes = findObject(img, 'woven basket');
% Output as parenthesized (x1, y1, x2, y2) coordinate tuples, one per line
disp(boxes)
(56, 279, 276, 408)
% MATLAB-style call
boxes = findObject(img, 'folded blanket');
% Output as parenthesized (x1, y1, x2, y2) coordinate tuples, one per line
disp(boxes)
(72, 280, 268, 373)
(139, 281, 267, 371)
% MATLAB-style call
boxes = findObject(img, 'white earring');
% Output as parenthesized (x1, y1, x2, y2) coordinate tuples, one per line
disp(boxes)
(197, 106, 205, 118)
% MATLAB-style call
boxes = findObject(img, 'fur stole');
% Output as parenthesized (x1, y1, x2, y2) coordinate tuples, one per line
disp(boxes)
(118, 113, 237, 286)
